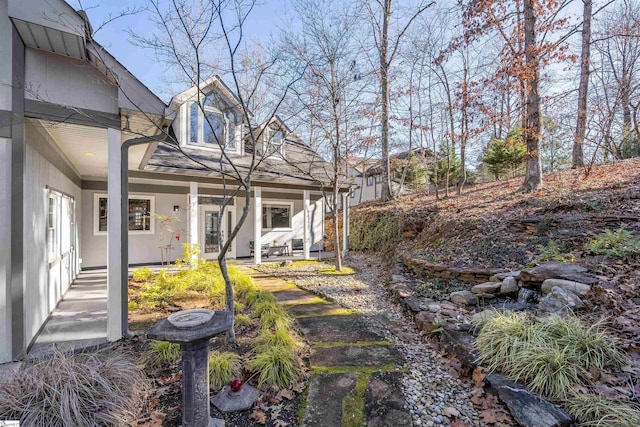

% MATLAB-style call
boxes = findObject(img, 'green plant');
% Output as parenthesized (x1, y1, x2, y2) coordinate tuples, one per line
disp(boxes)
(318, 265, 356, 275)
(128, 300, 138, 311)
(247, 346, 301, 389)
(565, 392, 640, 426)
(132, 266, 153, 282)
(509, 343, 581, 399)
(536, 241, 575, 263)
(475, 311, 534, 373)
(586, 228, 640, 259)
(256, 328, 300, 352)
(0, 349, 148, 426)
(208, 351, 242, 389)
(234, 314, 252, 328)
(540, 316, 629, 370)
(146, 340, 181, 366)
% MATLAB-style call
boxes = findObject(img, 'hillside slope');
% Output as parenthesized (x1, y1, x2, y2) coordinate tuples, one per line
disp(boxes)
(350, 158, 639, 270)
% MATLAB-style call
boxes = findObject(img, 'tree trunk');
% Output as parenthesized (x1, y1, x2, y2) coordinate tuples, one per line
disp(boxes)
(380, 0, 393, 201)
(573, 0, 591, 168)
(520, 0, 543, 192)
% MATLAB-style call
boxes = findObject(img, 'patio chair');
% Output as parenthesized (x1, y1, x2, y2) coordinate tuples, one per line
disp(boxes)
(249, 241, 270, 258)
(291, 238, 304, 254)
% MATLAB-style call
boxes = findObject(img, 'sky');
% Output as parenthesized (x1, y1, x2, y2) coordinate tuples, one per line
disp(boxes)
(69, 0, 291, 102)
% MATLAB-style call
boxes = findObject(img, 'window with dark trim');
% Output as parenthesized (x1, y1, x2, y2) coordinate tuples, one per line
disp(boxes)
(94, 194, 155, 234)
(262, 203, 292, 229)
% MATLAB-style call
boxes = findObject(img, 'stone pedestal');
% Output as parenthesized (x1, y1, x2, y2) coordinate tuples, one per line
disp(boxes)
(148, 310, 232, 427)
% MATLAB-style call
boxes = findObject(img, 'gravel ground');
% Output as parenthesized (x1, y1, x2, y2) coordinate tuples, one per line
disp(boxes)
(257, 255, 484, 427)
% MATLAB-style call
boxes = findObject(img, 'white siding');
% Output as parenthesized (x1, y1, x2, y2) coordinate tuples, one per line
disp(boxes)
(23, 125, 82, 345)
(24, 48, 118, 114)
(80, 191, 189, 268)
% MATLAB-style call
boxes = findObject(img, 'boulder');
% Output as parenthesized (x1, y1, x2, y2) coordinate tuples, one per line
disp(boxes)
(427, 303, 441, 313)
(450, 290, 477, 306)
(415, 311, 443, 333)
(390, 274, 408, 284)
(557, 273, 599, 286)
(471, 282, 502, 295)
(401, 296, 423, 313)
(538, 286, 584, 315)
(494, 270, 522, 281)
(486, 374, 573, 427)
(500, 276, 520, 295)
(390, 284, 413, 302)
(520, 263, 587, 284)
(541, 279, 591, 296)
(440, 329, 479, 368)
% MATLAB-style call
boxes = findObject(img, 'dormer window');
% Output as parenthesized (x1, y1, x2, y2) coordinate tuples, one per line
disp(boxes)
(188, 99, 236, 150)
(265, 128, 285, 158)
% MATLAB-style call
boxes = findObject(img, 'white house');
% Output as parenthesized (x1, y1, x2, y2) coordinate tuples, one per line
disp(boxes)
(0, 0, 348, 363)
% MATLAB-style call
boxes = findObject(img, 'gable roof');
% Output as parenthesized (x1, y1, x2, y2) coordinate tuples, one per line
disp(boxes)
(168, 76, 251, 118)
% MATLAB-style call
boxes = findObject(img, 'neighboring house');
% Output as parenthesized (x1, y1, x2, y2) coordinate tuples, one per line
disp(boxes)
(345, 148, 435, 206)
(0, 0, 347, 363)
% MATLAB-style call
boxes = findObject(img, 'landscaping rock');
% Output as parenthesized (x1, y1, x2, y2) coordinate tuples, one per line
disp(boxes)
(427, 303, 441, 313)
(557, 273, 599, 285)
(471, 282, 502, 295)
(390, 274, 408, 284)
(520, 263, 587, 284)
(450, 290, 477, 306)
(415, 311, 442, 333)
(304, 373, 358, 427)
(402, 296, 424, 313)
(500, 276, 519, 295)
(538, 286, 584, 315)
(486, 374, 573, 427)
(541, 279, 591, 296)
(365, 371, 412, 427)
(440, 329, 479, 368)
(390, 284, 413, 301)
(494, 270, 521, 281)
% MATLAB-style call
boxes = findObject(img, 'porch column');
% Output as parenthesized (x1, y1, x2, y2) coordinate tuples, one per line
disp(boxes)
(107, 128, 122, 342)
(342, 192, 349, 258)
(254, 186, 262, 264)
(189, 182, 198, 263)
(303, 190, 310, 260)
(0, 5, 25, 362)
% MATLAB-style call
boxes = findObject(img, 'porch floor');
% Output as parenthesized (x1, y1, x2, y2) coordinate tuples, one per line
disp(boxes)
(28, 269, 109, 360)
(26, 252, 336, 359)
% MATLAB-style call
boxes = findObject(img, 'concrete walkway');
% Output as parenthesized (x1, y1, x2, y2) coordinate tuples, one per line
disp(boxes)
(28, 269, 109, 359)
(245, 268, 411, 427)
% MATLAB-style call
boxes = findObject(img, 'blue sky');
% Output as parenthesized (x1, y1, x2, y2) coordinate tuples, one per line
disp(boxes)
(70, 0, 290, 101)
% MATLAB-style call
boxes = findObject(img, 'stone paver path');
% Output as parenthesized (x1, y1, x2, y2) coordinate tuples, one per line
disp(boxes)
(245, 270, 412, 427)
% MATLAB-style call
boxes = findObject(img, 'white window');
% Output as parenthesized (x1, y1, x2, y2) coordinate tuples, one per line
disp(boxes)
(47, 193, 59, 263)
(94, 194, 155, 235)
(366, 176, 373, 186)
(262, 202, 293, 230)
(188, 98, 236, 149)
(375, 174, 383, 183)
(265, 128, 285, 158)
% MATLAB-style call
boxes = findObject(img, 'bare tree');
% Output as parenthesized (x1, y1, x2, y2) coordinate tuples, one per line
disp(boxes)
(282, 0, 368, 270)
(130, 0, 303, 340)
(573, 0, 592, 168)
(362, 0, 434, 201)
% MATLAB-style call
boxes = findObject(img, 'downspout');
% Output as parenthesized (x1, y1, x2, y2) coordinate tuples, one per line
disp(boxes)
(119, 130, 170, 337)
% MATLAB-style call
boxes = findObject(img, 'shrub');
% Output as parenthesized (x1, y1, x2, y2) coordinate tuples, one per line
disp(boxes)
(209, 351, 242, 390)
(566, 392, 640, 426)
(234, 314, 252, 328)
(0, 349, 149, 426)
(475, 311, 533, 373)
(536, 241, 575, 263)
(146, 340, 181, 366)
(476, 312, 630, 401)
(256, 328, 300, 353)
(247, 346, 301, 389)
(586, 228, 640, 259)
(539, 316, 629, 370)
(508, 343, 582, 399)
(132, 266, 153, 282)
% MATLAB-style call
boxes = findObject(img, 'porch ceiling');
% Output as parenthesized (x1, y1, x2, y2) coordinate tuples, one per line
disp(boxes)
(36, 120, 150, 179)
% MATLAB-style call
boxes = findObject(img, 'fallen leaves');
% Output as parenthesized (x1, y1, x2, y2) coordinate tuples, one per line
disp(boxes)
(250, 409, 267, 424)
